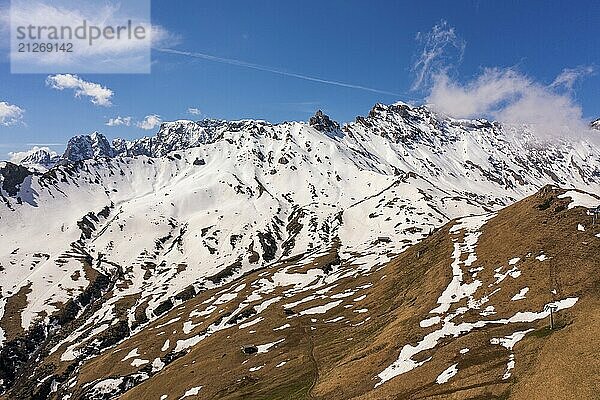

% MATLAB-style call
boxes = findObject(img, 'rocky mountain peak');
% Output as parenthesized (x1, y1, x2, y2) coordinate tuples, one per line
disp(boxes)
(156, 120, 203, 138)
(368, 102, 415, 119)
(19, 148, 59, 168)
(309, 110, 341, 134)
(62, 132, 116, 162)
(591, 118, 600, 130)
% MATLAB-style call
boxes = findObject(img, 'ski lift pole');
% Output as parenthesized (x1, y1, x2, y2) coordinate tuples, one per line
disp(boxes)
(544, 303, 558, 330)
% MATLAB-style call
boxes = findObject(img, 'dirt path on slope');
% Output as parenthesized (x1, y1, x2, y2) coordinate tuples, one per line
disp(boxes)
(305, 325, 319, 400)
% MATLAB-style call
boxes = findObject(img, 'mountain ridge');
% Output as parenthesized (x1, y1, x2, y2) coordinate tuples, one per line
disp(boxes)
(6, 103, 600, 174)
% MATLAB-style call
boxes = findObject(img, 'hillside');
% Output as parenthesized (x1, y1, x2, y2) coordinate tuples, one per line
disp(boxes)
(0, 103, 599, 399)
(5, 186, 599, 399)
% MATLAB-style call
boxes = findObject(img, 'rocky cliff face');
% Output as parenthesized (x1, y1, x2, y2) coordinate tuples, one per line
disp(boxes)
(111, 119, 224, 158)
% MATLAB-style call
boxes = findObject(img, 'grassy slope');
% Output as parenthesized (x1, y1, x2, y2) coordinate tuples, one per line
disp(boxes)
(16, 186, 599, 400)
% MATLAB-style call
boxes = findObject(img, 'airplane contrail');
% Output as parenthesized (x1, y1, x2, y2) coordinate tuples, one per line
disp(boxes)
(154, 48, 401, 97)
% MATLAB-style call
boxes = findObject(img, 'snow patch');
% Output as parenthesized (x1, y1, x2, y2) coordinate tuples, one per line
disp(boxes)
(257, 338, 285, 353)
(511, 287, 529, 301)
(436, 363, 458, 384)
(180, 386, 202, 399)
(131, 358, 149, 367)
(558, 191, 600, 210)
(299, 300, 342, 315)
(420, 316, 441, 328)
(121, 348, 140, 362)
(490, 329, 534, 380)
(430, 214, 494, 315)
(239, 317, 263, 329)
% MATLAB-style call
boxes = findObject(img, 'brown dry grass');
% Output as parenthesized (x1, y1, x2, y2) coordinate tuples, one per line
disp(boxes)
(0, 282, 31, 341)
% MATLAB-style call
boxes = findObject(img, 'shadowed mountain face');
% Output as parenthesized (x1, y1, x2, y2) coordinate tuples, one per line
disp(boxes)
(0, 103, 599, 399)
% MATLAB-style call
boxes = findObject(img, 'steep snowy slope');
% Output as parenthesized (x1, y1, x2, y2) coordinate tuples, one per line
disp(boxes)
(0, 103, 599, 398)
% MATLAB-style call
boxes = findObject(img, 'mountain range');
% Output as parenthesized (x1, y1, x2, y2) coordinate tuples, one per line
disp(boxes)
(13, 104, 600, 172)
(0, 102, 599, 399)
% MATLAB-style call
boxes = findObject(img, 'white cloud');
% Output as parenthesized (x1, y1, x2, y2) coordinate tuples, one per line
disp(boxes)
(106, 116, 132, 126)
(0, 5, 8, 52)
(550, 66, 594, 91)
(187, 107, 202, 116)
(415, 22, 593, 139)
(137, 114, 161, 130)
(9, 146, 58, 164)
(495, 82, 588, 137)
(8, 1, 179, 73)
(411, 20, 465, 91)
(0, 101, 25, 126)
(0, 7, 7, 32)
(427, 67, 590, 138)
(46, 74, 113, 106)
(427, 68, 529, 117)
(152, 25, 181, 48)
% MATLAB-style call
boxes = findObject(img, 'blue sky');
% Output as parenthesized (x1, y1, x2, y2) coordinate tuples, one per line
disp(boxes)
(0, 0, 599, 159)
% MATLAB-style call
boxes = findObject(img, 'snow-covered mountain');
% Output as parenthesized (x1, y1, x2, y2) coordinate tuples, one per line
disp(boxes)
(19, 105, 600, 174)
(19, 147, 60, 167)
(8, 147, 60, 172)
(0, 102, 599, 399)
